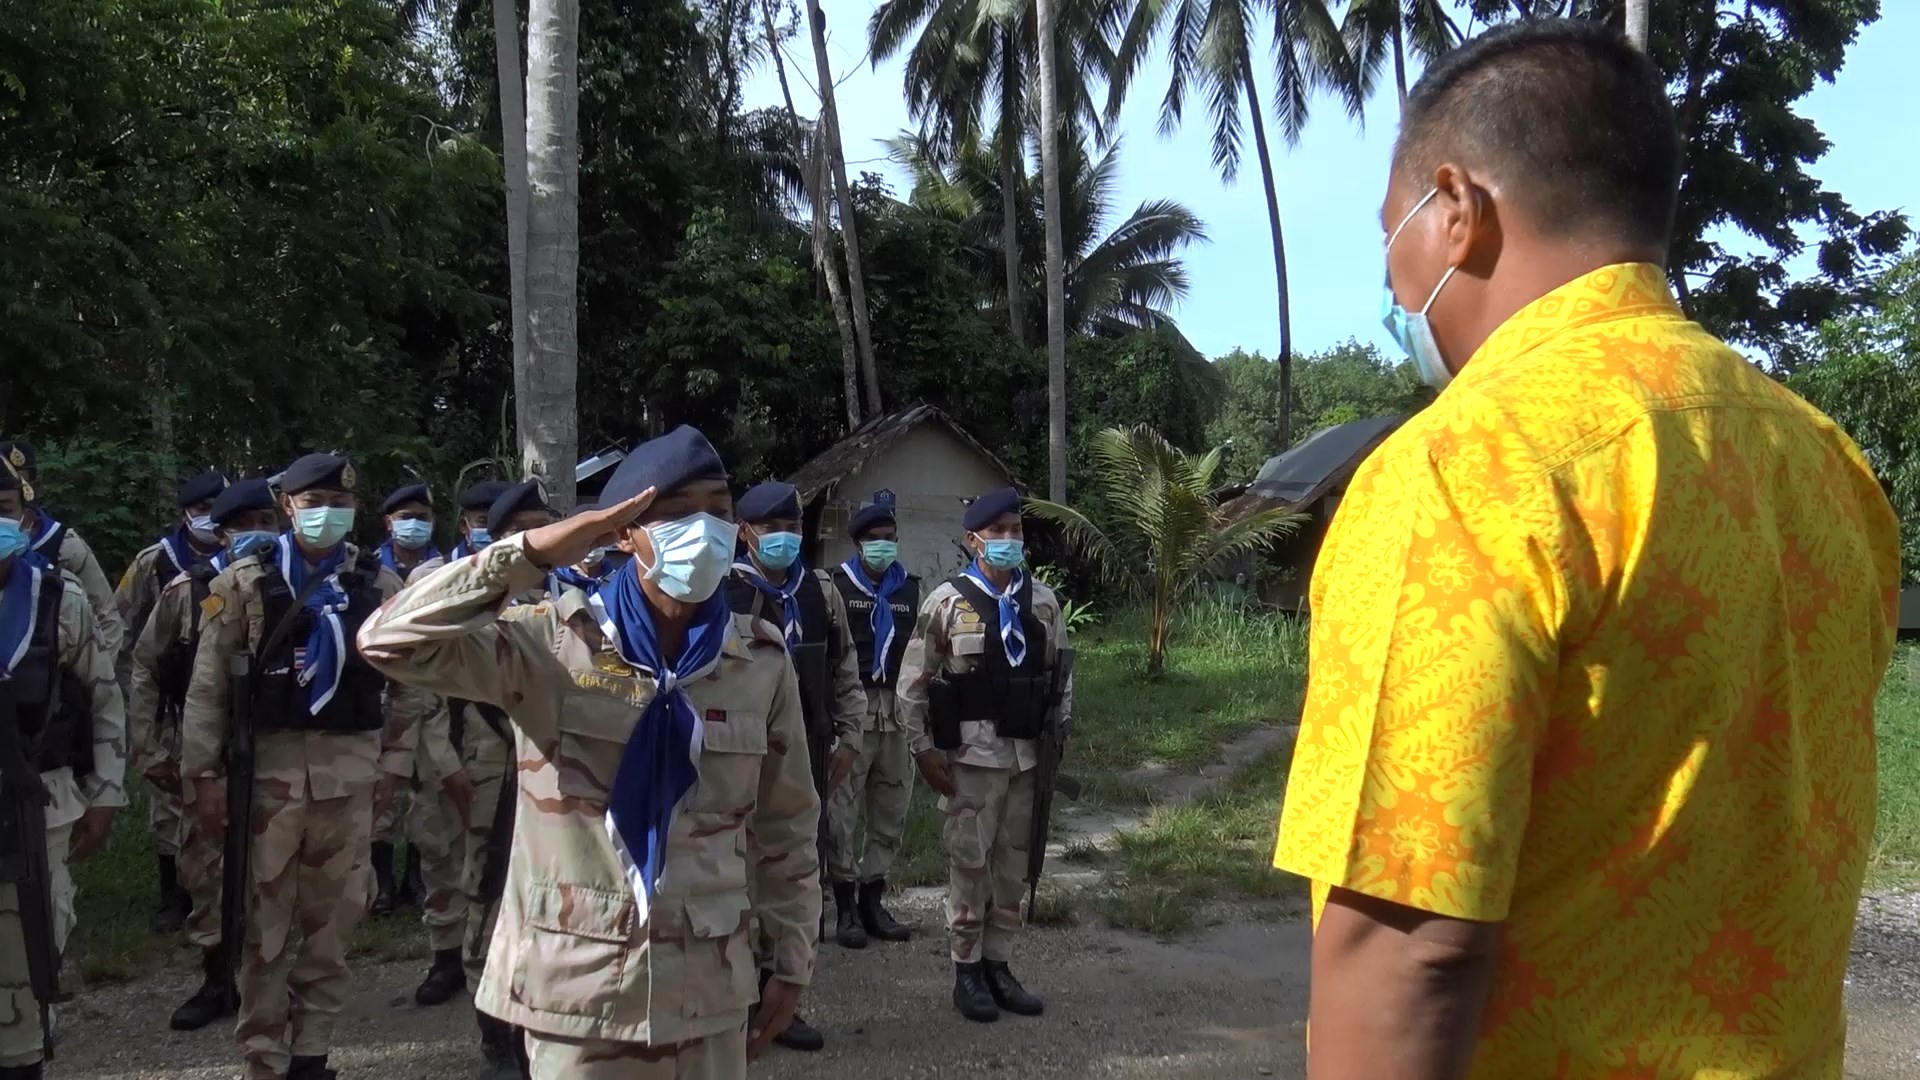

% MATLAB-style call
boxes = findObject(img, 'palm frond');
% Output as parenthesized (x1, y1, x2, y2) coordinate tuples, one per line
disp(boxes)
(1023, 495, 1131, 595)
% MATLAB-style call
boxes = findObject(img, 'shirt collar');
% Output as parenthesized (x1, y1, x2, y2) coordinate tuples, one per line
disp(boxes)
(1458, 262, 1679, 385)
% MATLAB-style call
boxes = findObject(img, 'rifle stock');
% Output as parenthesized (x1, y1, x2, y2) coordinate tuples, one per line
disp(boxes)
(0, 677, 60, 1061)
(220, 654, 255, 979)
(1024, 649, 1076, 911)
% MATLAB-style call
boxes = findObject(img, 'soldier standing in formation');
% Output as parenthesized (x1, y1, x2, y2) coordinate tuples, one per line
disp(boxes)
(825, 496, 918, 948)
(726, 481, 863, 1055)
(375, 483, 442, 579)
(129, 478, 283, 1031)
(358, 426, 822, 1080)
(115, 469, 232, 935)
(897, 486, 1073, 1024)
(0, 455, 128, 1080)
(182, 453, 418, 1080)
(0, 441, 124, 659)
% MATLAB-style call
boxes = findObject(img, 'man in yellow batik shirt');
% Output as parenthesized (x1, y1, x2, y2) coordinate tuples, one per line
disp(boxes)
(1273, 19, 1903, 1080)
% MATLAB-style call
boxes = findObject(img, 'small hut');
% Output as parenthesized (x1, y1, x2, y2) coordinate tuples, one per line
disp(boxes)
(1218, 413, 1407, 609)
(785, 405, 1019, 580)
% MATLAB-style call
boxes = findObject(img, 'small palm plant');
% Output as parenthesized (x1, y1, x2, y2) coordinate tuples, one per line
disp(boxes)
(1025, 425, 1305, 674)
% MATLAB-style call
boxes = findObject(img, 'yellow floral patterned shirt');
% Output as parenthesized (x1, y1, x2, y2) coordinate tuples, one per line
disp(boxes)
(1274, 263, 1903, 1079)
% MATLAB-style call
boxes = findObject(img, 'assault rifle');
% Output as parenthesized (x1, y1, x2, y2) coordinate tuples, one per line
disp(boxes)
(0, 677, 61, 1061)
(1024, 649, 1080, 911)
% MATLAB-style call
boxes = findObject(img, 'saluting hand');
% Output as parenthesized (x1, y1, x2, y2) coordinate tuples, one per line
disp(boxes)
(521, 489, 657, 571)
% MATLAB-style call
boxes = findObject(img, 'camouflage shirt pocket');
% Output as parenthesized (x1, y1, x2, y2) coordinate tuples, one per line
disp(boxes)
(675, 891, 758, 1021)
(512, 880, 635, 1020)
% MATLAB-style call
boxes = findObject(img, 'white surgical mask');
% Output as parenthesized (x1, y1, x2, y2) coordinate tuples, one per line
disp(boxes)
(188, 514, 219, 544)
(1381, 187, 1459, 391)
(639, 513, 738, 602)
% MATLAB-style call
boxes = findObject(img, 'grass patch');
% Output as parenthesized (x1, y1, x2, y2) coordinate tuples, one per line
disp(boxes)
(1870, 644, 1920, 889)
(1094, 884, 1193, 937)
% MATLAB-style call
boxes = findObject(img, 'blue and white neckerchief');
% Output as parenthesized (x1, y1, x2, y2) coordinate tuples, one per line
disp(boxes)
(209, 550, 232, 574)
(733, 558, 804, 647)
(376, 539, 442, 578)
(549, 565, 601, 599)
(840, 556, 907, 682)
(0, 553, 50, 678)
(274, 533, 349, 715)
(963, 562, 1027, 668)
(591, 562, 732, 919)
(158, 524, 201, 578)
(27, 509, 61, 556)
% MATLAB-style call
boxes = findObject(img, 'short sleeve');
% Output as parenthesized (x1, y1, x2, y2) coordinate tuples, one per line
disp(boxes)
(1272, 436, 1563, 922)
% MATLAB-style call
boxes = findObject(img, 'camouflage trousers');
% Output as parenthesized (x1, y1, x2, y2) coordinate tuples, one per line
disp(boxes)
(178, 785, 223, 950)
(149, 779, 185, 859)
(459, 757, 513, 987)
(939, 763, 1034, 964)
(371, 779, 413, 844)
(524, 1021, 748, 1080)
(825, 725, 912, 883)
(410, 777, 466, 953)
(236, 784, 372, 1080)
(0, 824, 73, 1068)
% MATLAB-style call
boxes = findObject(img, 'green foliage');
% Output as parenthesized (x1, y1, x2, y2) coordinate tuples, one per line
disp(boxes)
(1788, 253, 1920, 583)
(33, 438, 183, 573)
(1028, 427, 1305, 672)
(1206, 339, 1427, 485)
(1030, 561, 1100, 629)
(1870, 646, 1920, 888)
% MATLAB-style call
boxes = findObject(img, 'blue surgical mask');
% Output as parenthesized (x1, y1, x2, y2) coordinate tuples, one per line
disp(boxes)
(1382, 187, 1460, 391)
(981, 539, 1025, 571)
(293, 506, 355, 548)
(188, 515, 219, 544)
(0, 517, 26, 562)
(391, 518, 434, 550)
(227, 530, 278, 561)
(641, 512, 739, 602)
(755, 530, 802, 571)
(860, 539, 899, 568)
(467, 527, 492, 550)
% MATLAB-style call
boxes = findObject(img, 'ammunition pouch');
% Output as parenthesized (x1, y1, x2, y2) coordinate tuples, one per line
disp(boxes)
(35, 671, 94, 776)
(927, 668, 1048, 744)
(252, 554, 387, 735)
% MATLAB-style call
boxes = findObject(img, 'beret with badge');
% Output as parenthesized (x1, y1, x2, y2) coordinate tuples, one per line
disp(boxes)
(846, 492, 897, 540)
(0, 439, 36, 500)
(280, 453, 357, 495)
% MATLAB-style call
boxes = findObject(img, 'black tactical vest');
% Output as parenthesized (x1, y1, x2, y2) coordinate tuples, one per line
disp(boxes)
(154, 562, 220, 712)
(929, 573, 1052, 742)
(251, 552, 387, 734)
(448, 698, 512, 754)
(6, 565, 95, 774)
(831, 566, 919, 688)
(727, 569, 837, 733)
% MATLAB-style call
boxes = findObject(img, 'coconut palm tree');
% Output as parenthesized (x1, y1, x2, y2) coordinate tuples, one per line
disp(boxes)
(1037, 0, 1068, 501)
(888, 132, 1209, 337)
(520, 0, 579, 507)
(1026, 425, 1305, 673)
(1108, 0, 1361, 450)
(1341, 0, 1463, 103)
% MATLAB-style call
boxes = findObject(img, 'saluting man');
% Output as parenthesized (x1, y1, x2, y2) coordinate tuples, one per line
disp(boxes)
(0, 440, 124, 658)
(181, 453, 418, 1080)
(0, 455, 128, 1080)
(116, 469, 230, 935)
(130, 478, 280, 1032)
(726, 480, 863, 1054)
(824, 495, 918, 948)
(897, 487, 1073, 1024)
(357, 426, 822, 1080)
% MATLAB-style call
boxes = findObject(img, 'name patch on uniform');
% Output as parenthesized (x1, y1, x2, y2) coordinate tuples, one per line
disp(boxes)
(200, 594, 225, 620)
(571, 670, 639, 701)
(590, 652, 635, 677)
(705, 709, 727, 724)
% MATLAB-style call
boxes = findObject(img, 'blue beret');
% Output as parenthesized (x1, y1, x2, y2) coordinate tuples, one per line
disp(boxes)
(209, 478, 277, 527)
(281, 453, 357, 495)
(176, 471, 230, 509)
(486, 479, 552, 537)
(0, 439, 36, 477)
(963, 487, 1023, 532)
(737, 481, 801, 523)
(382, 483, 431, 515)
(598, 425, 728, 509)
(846, 500, 896, 539)
(459, 480, 512, 512)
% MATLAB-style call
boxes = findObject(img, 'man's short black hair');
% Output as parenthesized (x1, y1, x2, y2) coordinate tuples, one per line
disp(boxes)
(1394, 19, 1682, 250)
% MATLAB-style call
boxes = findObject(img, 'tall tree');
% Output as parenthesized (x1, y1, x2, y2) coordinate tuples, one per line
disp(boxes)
(1036, 0, 1069, 500)
(1624, 0, 1650, 50)
(1111, 0, 1360, 450)
(1341, 0, 1461, 103)
(805, 0, 883, 417)
(494, 0, 532, 440)
(522, 0, 580, 505)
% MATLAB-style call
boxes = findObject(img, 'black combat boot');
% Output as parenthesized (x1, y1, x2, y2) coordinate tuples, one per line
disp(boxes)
(169, 945, 235, 1031)
(396, 844, 424, 909)
(150, 856, 189, 935)
(832, 881, 867, 949)
(368, 841, 398, 916)
(983, 959, 1044, 1016)
(758, 969, 825, 1051)
(858, 878, 912, 942)
(952, 961, 999, 1023)
(287, 1055, 337, 1080)
(414, 947, 467, 1007)
(477, 1012, 530, 1079)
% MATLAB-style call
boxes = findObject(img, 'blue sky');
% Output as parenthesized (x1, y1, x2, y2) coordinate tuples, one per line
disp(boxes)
(742, 2, 1916, 362)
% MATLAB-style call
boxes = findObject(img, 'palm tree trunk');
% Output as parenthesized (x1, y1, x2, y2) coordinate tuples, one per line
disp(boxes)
(1391, 16, 1407, 102)
(493, 0, 532, 444)
(522, 0, 580, 507)
(1036, 0, 1068, 502)
(761, 0, 861, 429)
(999, 29, 1025, 344)
(1625, 0, 1651, 51)
(805, 0, 883, 416)
(1238, 46, 1292, 449)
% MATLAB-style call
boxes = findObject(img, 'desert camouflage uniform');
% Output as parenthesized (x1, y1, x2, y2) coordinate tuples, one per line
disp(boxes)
(0, 568, 128, 1067)
(896, 577, 1072, 964)
(129, 569, 226, 949)
(45, 527, 124, 658)
(826, 687, 913, 882)
(117, 538, 212, 857)
(180, 544, 418, 1080)
(357, 535, 821, 1080)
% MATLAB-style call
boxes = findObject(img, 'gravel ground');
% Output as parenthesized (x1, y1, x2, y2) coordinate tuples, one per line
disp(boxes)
(46, 891, 1920, 1080)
